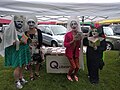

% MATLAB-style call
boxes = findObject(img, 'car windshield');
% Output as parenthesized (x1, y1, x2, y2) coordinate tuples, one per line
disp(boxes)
(51, 25, 67, 35)
(103, 27, 114, 36)
(111, 25, 120, 35)
(81, 26, 90, 33)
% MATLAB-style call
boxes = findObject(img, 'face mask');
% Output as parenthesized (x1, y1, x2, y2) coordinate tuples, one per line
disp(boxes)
(70, 20, 78, 30)
(14, 20, 23, 29)
(27, 20, 36, 29)
(92, 29, 99, 37)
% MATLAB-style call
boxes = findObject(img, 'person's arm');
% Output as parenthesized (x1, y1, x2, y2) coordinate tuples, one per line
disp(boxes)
(37, 29, 43, 49)
(96, 39, 107, 52)
(64, 33, 74, 47)
(83, 37, 89, 46)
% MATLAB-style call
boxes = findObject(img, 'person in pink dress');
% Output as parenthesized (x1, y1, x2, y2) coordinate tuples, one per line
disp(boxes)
(64, 16, 82, 81)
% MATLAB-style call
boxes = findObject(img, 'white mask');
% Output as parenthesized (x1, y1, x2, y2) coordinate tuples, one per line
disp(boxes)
(92, 29, 99, 37)
(70, 20, 78, 31)
(27, 19, 36, 29)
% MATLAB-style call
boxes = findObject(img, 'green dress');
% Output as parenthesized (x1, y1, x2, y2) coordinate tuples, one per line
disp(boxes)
(5, 35, 31, 68)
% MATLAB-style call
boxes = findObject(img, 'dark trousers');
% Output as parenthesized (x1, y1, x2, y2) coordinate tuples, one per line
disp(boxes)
(87, 57, 99, 83)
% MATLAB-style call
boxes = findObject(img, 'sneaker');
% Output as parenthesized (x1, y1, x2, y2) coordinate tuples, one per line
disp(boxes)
(90, 80, 99, 84)
(74, 75, 78, 81)
(67, 75, 73, 81)
(15, 81, 23, 89)
(20, 78, 28, 85)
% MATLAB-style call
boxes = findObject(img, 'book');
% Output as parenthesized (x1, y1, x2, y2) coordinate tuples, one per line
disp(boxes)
(88, 37, 100, 47)
(74, 32, 82, 40)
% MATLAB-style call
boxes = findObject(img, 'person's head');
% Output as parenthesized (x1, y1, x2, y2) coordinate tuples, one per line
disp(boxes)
(70, 20, 78, 32)
(14, 15, 24, 30)
(91, 28, 99, 37)
(67, 16, 82, 33)
(90, 23, 104, 37)
(27, 19, 36, 29)
(26, 15, 37, 30)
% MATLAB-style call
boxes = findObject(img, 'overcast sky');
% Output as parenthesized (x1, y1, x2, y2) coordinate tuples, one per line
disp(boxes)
(16, 0, 120, 3)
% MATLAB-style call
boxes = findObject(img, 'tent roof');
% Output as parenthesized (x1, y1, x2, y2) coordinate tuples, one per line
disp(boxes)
(0, 18, 11, 24)
(0, 0, 120, 20)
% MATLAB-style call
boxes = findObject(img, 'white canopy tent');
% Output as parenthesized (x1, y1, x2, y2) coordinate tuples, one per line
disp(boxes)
(0, 0, 120, 22)
(0, 0, 120, 70)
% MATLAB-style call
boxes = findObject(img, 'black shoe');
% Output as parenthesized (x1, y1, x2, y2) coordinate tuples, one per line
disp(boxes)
(30, 76, 35, 81)
(90, 80, 99, 84)
(35, 73, 40, 77)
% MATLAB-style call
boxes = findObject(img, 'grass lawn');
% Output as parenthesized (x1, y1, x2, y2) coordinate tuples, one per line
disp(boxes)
(0, 50, 120, 90)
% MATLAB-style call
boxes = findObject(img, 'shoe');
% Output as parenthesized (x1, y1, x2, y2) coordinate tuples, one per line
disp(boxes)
(90, 80, 99, 84)
(30, 76, 35, 81)
(35, 73, 40, 77)
(67, 75, 73, 81)
(74, 75, 78, 81)
(19, 78, 28, 85)
(15, 81, 23, 89)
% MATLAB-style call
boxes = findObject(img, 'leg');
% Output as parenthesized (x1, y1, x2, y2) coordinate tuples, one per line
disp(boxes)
(74, 58, 79, 75)
(19, 66, 28, 84)
(19, 66, 23, 79)
(86, 54, 91, 78)
(68, 58, 76, 76)
(73, 58, 79, 81)
(14, 67, 23, 89)
(14, 67, 21, 81)
(28, 64, 35, 80)
(89, 61, 99, 84)
(35, 62, 40, 77)
(67, 58, 76, 81)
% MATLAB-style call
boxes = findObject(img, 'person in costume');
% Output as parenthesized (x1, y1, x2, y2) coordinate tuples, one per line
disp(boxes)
(83, 23, 106, 84)
(25, 15, 43, 81)
(0, 15, 31, 89)
(64, 16, 82, 81)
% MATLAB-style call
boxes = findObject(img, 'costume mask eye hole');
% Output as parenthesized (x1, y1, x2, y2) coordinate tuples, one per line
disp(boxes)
(14, 20, 23, 29)
(27, 20, 36, 29)
(70, 21, 78, 26)
(93, 29, 97, 32)
(92, 29, 99, 36)
(15, 21, 23, 23)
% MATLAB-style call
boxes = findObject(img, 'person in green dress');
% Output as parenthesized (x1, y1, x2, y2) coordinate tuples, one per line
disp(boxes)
(4, 15, 31, 89)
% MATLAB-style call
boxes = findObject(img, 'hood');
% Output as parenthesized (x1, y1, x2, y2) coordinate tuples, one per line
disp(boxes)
(53, 35, 65, 41)
(106, 35, 120, 40)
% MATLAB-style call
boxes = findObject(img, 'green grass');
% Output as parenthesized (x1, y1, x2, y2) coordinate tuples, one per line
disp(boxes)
(0, 50, 120, 90)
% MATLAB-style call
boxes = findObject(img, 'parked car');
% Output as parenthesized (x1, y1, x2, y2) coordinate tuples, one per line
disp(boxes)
(103, 26, 120, 50)
(0, 25, 9, 32)
(37, 25, 67, 47)
(81, 25, 90, 33)
(110, 24, 120, 35)
(0, 27, 2, 32)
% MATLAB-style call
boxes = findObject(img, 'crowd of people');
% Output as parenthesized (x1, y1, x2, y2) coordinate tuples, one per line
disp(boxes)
(0, 15, 106, 89)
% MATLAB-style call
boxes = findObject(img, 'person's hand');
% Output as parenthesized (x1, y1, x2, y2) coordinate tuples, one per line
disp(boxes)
(13, 40, 19, 45)
(70, 36, 76, 44)
(94, 46, 97, 50)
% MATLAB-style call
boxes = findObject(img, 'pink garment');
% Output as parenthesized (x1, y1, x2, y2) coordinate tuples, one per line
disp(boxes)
(64, 31, 81, 59)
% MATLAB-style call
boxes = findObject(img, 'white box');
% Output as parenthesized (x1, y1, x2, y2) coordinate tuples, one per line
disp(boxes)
(46, 55, 70, 73)
(46, 54, 84, 73)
